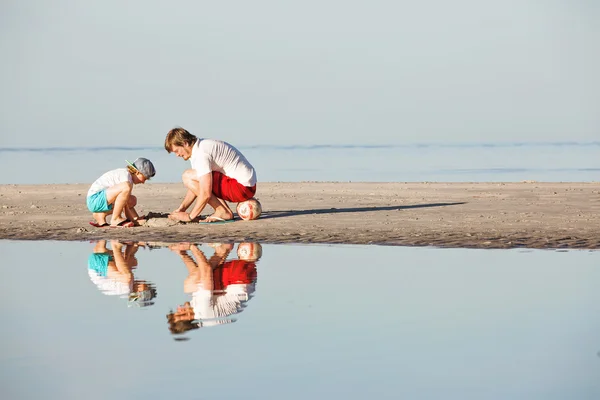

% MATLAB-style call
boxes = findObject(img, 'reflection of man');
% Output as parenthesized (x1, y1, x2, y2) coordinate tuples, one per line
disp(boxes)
(87, 240, 157, 307)
(166, 243, 261, 336)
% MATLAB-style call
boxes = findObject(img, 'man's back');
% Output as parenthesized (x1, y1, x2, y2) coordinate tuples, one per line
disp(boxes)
(191, 139, 257, 187)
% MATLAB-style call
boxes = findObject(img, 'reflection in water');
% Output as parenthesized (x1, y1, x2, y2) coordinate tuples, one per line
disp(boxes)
(166, 242, 262, 338)
(86, 240, 261, 339)
(4, 241, 597, 397)
(87, 240, 157, 307)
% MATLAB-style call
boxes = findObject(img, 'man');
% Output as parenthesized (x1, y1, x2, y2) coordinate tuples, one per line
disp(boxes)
(166, 242, 259, 336)
(164, 127, 257, 223)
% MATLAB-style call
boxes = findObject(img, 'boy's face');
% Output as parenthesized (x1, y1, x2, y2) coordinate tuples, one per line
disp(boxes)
(171, 144, 192, 160)
(132, 171, 148, 184)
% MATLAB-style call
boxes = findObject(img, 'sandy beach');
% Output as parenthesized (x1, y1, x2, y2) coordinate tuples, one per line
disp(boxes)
(0, 182, 598, 249)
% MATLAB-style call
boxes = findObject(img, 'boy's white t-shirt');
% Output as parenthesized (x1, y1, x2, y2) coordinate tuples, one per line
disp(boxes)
(87, 269, 132, 297)
(190, 139, 257, 187)
(87, 168, 133, 197)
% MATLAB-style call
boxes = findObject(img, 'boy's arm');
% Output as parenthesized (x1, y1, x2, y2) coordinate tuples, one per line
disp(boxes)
(124, 242, 140, 261)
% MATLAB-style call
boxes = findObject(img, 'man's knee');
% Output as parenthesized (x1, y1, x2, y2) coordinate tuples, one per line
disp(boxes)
(182, 169, 197, 186)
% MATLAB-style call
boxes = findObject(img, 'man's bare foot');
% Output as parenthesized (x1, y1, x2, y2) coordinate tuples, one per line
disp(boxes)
(203, 213, 234, 223)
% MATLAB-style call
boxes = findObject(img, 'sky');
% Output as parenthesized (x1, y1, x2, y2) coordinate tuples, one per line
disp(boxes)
(1, 0, 598, 148)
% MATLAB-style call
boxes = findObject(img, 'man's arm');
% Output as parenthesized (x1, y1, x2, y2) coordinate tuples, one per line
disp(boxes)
(187, 172, 212, 220)
(178, 251, 200, 274)
(169, 172, 213, 222)
(174, 189, 197, 213)
(190, 245, 214, 290)
(169, 243, 200, 273)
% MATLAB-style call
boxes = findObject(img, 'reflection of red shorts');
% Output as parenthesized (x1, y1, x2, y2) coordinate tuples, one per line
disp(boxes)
(212, 172, 256, 202)
(212, 260, 257, 291)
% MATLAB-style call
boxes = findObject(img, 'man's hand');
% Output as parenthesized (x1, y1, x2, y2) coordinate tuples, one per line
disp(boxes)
(169, 211, 193, 222)
(169, 242, 191, 252)
(172, 206, 186, 214)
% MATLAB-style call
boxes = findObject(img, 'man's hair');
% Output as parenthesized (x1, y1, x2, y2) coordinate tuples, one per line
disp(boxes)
(164, 127, 197, 153)
(166, 312, 200, 334)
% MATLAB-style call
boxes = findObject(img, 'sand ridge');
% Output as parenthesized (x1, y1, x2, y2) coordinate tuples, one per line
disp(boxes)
(0, 182, 598, 249)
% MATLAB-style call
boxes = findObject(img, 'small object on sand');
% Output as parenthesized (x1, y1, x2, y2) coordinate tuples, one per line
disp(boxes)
(236, 198, 262, 220)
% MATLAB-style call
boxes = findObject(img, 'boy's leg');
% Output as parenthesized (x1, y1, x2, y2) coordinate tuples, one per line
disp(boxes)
(124, 242, 140, 262)
(92, 211, 112, 225)
(110, 240, 133, 277)
(105, 182, 133, 226)
(93, 239, 109, 254)
(123, 195, 140, 223)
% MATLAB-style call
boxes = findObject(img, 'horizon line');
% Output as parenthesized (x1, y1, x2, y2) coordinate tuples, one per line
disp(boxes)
(0, 141, 599, 152)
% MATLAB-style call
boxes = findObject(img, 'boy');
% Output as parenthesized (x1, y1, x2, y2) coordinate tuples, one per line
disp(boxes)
(88, 240, 157, 307)
(86, 157, 156, 228)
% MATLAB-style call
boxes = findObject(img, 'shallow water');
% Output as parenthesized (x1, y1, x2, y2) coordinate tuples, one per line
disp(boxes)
(1, 142, 598, 184)
(1, 240, 599, 399)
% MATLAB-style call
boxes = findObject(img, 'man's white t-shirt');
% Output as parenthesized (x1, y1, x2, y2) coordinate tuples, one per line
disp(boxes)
(190, 139, 256, 187)
(87, 168, 133, 197)
(191, 283, 254, 323)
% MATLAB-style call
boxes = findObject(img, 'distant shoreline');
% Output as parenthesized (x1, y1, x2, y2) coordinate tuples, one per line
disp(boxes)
(0, 182, 598, 249)
(1, 140, 599, 152)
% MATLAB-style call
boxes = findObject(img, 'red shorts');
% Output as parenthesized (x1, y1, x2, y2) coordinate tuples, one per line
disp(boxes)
(212, 171, 256, 203)
(212, 260, 258, 291)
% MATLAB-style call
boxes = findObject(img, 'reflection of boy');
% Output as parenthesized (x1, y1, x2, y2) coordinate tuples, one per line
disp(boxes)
(87, 240, 156, 307)
(166, 243, 260, 335)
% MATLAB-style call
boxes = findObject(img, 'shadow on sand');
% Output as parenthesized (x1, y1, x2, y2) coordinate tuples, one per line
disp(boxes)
(259, 202, 466, 220)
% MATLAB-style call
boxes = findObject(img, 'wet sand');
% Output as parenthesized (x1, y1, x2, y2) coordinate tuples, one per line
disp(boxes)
(0, 182, 598, 249)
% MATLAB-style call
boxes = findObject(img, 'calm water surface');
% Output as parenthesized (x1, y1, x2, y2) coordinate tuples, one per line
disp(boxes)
(0, 142, 598, 184)
(1, 240, 599, 399)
